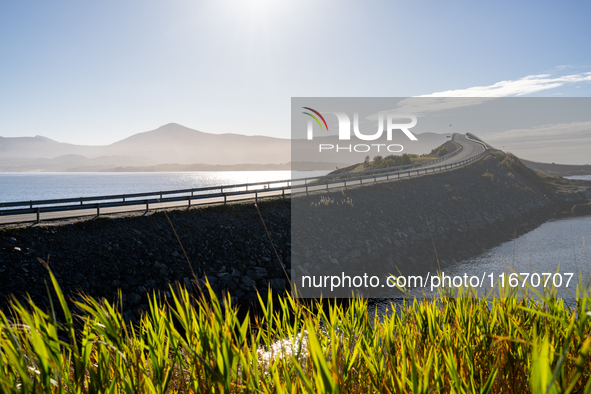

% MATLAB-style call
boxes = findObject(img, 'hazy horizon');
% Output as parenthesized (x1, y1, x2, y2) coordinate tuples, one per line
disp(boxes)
(2, 119, 590, 166)
(1, 1, 590, 164)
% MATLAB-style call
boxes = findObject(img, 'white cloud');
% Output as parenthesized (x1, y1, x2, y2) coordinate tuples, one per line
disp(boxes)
(420, 72, 591, 97)
(384, 97, 495, 117)
(363, 70, 591, 121)
(365, 97, 496, 122)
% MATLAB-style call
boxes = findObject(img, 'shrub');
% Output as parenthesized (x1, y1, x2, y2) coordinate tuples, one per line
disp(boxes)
(373, 155, 383, 167)
(482, 171, 495, 181)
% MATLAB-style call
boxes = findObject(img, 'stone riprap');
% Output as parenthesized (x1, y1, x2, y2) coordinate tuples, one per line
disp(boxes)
(0, 201, 290, 323)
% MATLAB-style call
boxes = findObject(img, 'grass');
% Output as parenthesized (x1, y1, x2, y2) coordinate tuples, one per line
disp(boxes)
(490, 151, 580, 195)
(310, 196, 354, 208)
(322, 154, 432, 179)
(482, 171, 495, 182)
(1, 268, 591, 393)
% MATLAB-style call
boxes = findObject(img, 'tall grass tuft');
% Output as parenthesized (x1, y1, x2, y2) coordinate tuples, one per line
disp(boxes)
(0, 269, 590, 392)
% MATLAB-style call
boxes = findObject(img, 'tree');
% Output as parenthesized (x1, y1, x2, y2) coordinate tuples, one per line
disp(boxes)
(373, 155, 383, 167)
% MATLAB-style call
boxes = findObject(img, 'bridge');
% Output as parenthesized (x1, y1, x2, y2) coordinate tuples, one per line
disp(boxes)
(0, 134, 488, 225)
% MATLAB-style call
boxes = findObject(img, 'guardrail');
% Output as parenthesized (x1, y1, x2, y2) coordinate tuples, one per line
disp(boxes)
(466, 133, 490, 150)
(0, 136, 488, 224)
(307, 138, 464, 185)
(300, 144, 488, 194)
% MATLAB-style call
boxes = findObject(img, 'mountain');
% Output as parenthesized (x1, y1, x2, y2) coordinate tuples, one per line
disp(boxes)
(101, 123, 290, 165)
(0, 123, 448, 171)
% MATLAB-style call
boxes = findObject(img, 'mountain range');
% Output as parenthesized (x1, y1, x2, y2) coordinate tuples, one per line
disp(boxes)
(0, 123, 448, 172)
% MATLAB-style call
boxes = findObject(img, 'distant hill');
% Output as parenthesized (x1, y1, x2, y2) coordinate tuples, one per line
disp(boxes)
(101, 123, 290, 165)
(521, 158, 591, 177)
(0, 123, 449, 172)
(0, 135, 104, 159)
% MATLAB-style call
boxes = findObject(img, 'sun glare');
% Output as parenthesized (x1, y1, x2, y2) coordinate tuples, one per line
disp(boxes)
(225, 0, 293, 21)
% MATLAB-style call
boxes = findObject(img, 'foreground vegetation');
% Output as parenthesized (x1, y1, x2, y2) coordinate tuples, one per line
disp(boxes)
(1, 270, 590, 393)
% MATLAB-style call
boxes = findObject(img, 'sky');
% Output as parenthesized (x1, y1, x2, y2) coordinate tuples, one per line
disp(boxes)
(1, 0, 590, 163)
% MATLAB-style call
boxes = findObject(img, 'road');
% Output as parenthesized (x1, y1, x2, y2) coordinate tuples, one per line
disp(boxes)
(300, 133, 487, 193)
(436, 133, 486, 166)
(0, 134, 487, 225)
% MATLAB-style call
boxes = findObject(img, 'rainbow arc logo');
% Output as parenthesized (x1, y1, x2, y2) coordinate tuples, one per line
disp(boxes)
(302, 107, 328, 132)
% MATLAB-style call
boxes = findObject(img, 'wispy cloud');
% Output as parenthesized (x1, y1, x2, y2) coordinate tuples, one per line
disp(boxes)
(380, 97, 495, 117)
(483, 121, 591, 143)
(420, 72, 591, 97)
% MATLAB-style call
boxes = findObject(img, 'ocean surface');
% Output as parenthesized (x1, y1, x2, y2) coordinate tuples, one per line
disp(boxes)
(434, 215, 591, 298)
(565, 175, 591, 181)
(0, 171, 330, 203)
(404, 175, 591, 299)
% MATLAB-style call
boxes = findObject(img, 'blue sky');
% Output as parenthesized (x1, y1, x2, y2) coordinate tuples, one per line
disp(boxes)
(1, 0, 590, 153)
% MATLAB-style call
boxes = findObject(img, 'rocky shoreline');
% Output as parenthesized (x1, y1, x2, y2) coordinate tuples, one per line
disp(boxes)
(1, 152, 590, 317)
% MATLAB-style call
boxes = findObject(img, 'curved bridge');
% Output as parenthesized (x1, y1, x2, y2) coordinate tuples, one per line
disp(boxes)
(0, 134, 489, 225)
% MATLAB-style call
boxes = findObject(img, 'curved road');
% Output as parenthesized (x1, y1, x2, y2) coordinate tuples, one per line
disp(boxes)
(424, 133, 486, 169)
(0, 134, 488, 225)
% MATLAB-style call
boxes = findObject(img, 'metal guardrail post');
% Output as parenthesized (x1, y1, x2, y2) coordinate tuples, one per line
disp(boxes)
(36, 208, 40, 224)
(255, 191, 258, 203)
(146, 200, 149, 211)
(30, 201, 33, 209)
(282, 188, 285, 199)
(97, 203, 100, 216)
(224, 193, 227, 205)
(123, 195, 126, 202)
(188, 196, 191, 208)
(305, 178, 308, 194)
